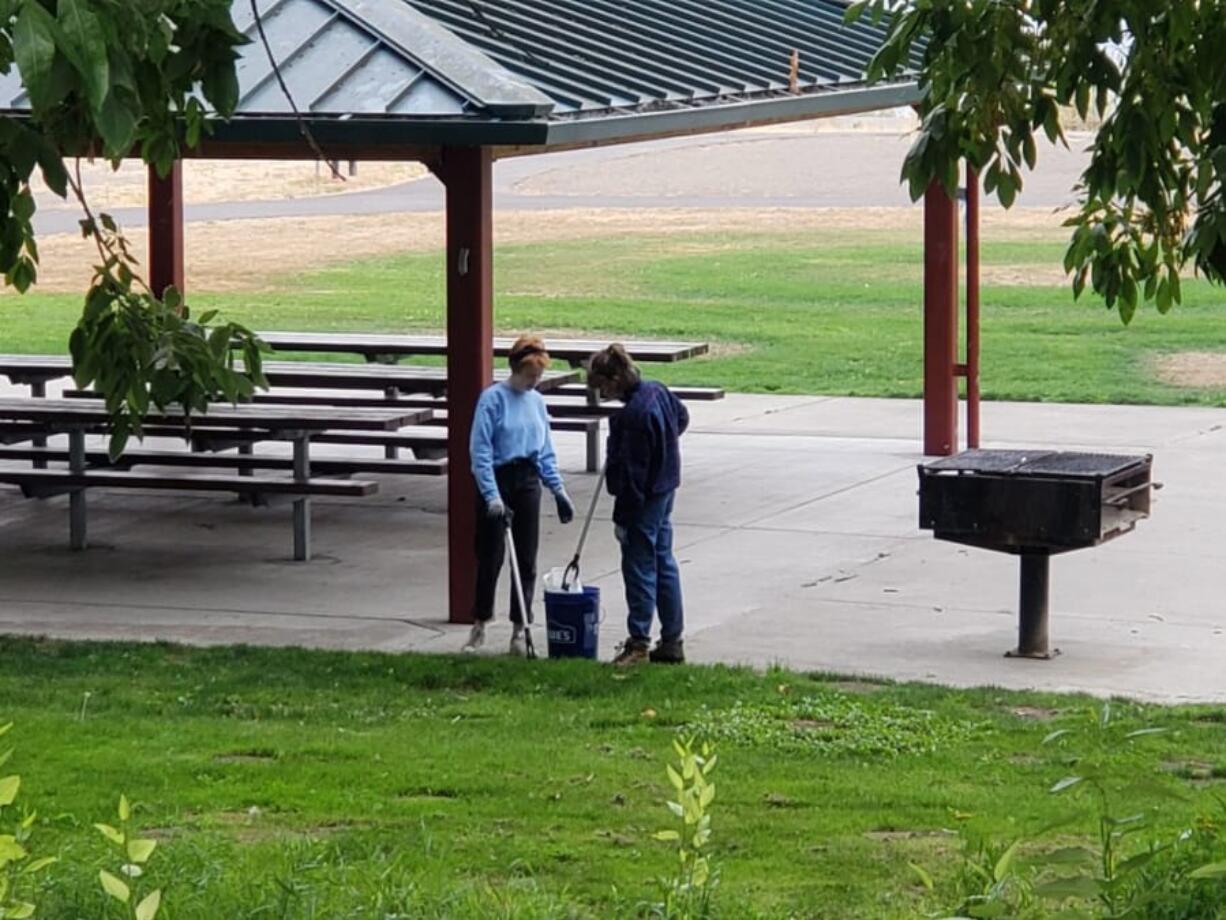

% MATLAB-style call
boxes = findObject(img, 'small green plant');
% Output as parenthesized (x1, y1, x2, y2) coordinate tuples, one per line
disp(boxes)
(935, 825, 1045, 920)
(0, 723, 57, 920)
(95, 795, 162, 920)
(648, 736, 719, 920)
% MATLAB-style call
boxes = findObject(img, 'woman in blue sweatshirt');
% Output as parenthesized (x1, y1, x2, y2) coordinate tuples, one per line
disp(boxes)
(586, 344, 689, 667)
(464, 335, 575, 655)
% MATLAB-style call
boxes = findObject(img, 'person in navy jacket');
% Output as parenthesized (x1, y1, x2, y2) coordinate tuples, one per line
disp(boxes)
(586, 344, 689, 666)
(464, 335, 575, 655)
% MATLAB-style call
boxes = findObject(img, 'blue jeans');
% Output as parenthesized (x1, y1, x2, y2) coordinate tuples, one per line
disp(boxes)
(619, 491, 684, 643)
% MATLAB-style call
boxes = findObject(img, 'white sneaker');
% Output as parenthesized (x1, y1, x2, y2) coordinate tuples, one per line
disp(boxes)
(462, 621, 486, 653)
(509, 625, 526, 657)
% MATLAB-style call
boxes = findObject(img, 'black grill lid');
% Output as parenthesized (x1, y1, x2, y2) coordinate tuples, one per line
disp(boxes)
(923, 450, 1148, 479)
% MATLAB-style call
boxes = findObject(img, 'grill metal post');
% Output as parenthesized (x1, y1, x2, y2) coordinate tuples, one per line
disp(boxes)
(292, 433, 311, 562)
(68, 427, 87, 550)
(1009, 552, 1057, 659)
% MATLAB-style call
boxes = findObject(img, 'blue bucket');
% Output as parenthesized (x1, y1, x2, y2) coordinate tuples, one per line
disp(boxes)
(544, 586, 601, 659)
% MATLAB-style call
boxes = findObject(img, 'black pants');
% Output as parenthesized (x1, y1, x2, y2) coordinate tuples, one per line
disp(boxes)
(474, 459, 541, 624)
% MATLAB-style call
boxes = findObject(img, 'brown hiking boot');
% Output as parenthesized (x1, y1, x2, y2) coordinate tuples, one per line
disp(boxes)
(613, 638, 650, 668)
(649, 638, 685, 664)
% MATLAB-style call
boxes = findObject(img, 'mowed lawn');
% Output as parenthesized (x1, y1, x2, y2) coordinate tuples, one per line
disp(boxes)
(4, 637, 1226, 919)
(3, 229, 1226, 404)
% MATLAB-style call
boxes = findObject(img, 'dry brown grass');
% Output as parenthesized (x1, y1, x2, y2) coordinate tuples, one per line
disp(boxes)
(15, 205, 1072, 295)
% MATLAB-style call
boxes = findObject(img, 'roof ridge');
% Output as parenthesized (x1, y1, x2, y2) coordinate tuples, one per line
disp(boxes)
(319, 0, 554, 118)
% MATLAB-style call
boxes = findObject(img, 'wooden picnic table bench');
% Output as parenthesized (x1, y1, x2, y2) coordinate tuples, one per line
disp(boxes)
(255, 331, 709, 366)
(0, 397, 421, 560)
(0, 355, 579, 397)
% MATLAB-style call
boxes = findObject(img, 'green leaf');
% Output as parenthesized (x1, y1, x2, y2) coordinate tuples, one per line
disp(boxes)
(118, 794, 131, 821)
(127, 837, 157, 864)
(653, 830, 680, 841)
(908, 861, 934, 891)
(1034, 875, 1100, 901)
(99, 868, 130, 903)
(13, 1, 60, 109)
(666, 764, 684, 791)
(96, 93, 137, 156)
(94, 822, 124, 845)
(843, 0, 869, 24)
(0, 774, 19, 806)
(0, 834, 28, 868)
(1189, 861, 1226, 879)
(993, 839, 1022, 881)
(22, 855, 58, 874)
(57, 0, 109, 112)
(1050, 775, 1084, 794)
(135, 889, 162, 920)
(8, 901, 36, 919)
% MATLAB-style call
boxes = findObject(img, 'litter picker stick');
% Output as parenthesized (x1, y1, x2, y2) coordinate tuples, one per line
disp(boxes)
(562, 462, 607, 591)
(503, 518, 537, 659)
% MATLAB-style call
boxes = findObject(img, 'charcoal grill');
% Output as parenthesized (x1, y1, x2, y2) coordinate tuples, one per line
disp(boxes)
(918, 450, 1152, 658)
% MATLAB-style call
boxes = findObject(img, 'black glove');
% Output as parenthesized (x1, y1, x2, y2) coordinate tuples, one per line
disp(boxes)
(555, 490, 575, 524)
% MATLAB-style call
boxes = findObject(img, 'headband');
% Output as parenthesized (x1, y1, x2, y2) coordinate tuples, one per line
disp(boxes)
(509, 344, 546, 365)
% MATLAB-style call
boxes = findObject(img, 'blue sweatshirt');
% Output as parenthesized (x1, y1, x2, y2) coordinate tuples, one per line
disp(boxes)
(470, 382, 565, 504)
(606, 380, 689, 526)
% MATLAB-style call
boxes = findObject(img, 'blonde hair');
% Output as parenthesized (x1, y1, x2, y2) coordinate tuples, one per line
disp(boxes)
(508, 334, 551, 373)
(586, 343, 639, 391)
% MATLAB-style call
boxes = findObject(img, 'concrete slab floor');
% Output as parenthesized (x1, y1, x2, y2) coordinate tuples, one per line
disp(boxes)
(1, 393, 1224, 703)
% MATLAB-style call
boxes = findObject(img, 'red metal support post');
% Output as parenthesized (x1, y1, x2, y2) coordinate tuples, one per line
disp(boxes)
(147, 161, 185, 300)
(923, 179, 960, 456)
(440, 147, 494, 623)
(965, 168, 981, 449)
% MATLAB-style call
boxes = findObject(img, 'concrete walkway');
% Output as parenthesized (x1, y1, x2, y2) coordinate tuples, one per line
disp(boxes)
(1, 392, 1222, 703)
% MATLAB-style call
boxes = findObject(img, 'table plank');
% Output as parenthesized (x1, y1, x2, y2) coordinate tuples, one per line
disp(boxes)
(0, 355, 579, 394)
(256, 332, 708, 363)
(0, 397, 424, 431)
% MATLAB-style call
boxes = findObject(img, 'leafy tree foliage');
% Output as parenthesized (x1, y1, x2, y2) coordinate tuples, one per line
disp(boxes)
(1, 0, 265, 455)
(847, 0, 1226, 323)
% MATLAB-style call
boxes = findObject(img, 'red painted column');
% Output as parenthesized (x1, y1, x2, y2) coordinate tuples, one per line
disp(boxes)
(441, 147, 494, 623)
(148, 162, 185, 300)
(965, 168, 981, 449)
(923, 180, 960, 456)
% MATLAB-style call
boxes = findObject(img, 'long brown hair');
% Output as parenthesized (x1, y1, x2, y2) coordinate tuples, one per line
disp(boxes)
(586, 343, 640, 393)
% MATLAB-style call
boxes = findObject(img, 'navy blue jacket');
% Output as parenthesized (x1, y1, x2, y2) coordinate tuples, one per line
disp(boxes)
(606, 380, 689, 526)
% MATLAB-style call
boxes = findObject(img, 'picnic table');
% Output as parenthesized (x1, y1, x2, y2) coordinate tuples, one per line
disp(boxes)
(0, 355, 580, 396)
(255, 331, 709, 366)
(251, 335, 712, 471)
(0, 397, 427, 560)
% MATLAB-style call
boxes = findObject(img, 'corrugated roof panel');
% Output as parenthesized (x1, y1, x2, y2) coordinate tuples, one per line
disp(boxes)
(388, 74, 470, 115)
(402, 0, 908, 114)
(0, 0, 916, 145)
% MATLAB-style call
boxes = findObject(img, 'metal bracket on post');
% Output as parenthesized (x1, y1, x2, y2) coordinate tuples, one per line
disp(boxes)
(68, 427, 87, 550)
(292, 432, 311, 562)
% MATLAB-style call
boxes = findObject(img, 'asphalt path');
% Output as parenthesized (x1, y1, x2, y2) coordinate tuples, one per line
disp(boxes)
(32, 129, 1092, 235)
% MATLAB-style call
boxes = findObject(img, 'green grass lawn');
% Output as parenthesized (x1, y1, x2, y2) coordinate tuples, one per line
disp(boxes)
(5, 229, 1226, 405)
(4, 637, 1226, 918)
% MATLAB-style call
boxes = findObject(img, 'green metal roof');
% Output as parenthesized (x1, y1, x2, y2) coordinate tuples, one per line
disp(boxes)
(0, 0, 918, 154)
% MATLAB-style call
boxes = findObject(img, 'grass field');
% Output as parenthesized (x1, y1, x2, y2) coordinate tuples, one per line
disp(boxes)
(4, 638, 1226, 919)
(5, 228, 1226, 405)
